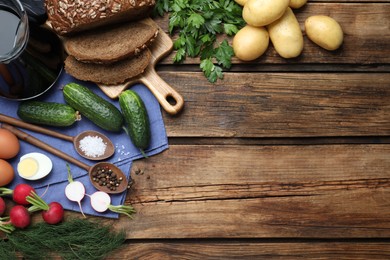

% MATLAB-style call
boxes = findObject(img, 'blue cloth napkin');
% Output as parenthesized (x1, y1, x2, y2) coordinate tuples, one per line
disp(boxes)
(1, 71, 169, 218)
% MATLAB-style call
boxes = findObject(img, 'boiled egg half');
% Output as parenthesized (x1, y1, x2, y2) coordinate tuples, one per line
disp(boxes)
(17, 153, 53, 180)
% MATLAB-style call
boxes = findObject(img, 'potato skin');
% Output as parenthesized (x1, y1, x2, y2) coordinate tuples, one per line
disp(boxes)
(243, 0, 290, 27)
(305, 15, 344, 51)
(234, 0, 248, 6)
(267, 7, 303, 58)
(233, 25, 269, 61)
(289, 0, 307, 9)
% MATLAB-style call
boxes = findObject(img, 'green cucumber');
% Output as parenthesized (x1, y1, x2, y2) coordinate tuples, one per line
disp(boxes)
(63, 83, 124, 132)
(119, 90, 150, 154)
(17, 101, 81, 127)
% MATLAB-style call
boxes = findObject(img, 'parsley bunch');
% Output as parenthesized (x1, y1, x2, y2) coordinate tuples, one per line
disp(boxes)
(154, 0, 245, 83)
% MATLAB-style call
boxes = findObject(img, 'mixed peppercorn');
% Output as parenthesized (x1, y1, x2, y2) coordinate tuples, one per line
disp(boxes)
(91, 165, 123, 191)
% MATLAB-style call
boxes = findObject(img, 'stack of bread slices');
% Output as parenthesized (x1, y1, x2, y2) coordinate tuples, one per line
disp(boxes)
(62, 21, 158, 85)
(44, 0, 158, 85)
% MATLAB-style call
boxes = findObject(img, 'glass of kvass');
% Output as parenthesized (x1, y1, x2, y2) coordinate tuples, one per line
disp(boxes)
(0, 0, 63, 100)
(0, 0, 29, 63)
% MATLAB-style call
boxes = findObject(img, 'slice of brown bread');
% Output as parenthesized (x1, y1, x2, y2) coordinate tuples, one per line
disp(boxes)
(64, 49, 151, 85)
(63, 21, 158, 64)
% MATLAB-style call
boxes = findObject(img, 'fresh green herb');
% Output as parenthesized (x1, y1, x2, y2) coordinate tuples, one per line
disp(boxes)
(0, 240, 15, 260)
(154, 0, 245, 83)
(1, 218, 125, 260)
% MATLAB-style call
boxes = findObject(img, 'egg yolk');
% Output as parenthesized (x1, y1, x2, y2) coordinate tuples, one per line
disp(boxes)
(17, 157, 39, 177)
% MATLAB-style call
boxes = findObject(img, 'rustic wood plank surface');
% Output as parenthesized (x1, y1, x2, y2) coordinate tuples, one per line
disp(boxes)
(102, 1, 390, 258)
(109, 144, 390, 239)
(4, 1, 386, 259)
(159, 72, 390, 137)
(110, 242, 390, 259)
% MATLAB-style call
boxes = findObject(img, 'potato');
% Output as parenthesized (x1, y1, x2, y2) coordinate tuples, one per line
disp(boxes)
(267, 7, 303, 58)
(234, 0, 248, 6)
(289, 0, 307, 9)
(233, 25, 269, 61)
(243, 0, 290, 27)
(305, 15, 344, 51)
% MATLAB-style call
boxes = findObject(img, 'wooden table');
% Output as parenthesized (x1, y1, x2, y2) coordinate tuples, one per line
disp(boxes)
(102, 2, 390, 258)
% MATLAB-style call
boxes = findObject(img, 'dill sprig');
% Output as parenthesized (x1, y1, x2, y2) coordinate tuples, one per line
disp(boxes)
(1, 218, 126, 260)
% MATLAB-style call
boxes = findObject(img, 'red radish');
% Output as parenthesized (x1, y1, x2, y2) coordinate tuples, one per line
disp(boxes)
(26, 191, 64, 225)
(0, 197, 5, 216)
(13, 184, 36, 205)
(42, 202, 64, 224)
(65, 164, 86, 217)
(0, 184, 36, 205)
(9, 205, 31, 229)
(89, 191, 135, 218)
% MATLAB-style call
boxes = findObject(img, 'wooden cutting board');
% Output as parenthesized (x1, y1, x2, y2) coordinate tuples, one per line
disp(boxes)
(97, 18, 184, 115)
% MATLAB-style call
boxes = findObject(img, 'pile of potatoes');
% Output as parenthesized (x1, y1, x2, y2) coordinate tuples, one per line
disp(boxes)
(233, 0, 344, 61)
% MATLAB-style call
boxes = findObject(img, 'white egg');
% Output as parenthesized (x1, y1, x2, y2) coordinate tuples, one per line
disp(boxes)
(17, 152, 53, 180)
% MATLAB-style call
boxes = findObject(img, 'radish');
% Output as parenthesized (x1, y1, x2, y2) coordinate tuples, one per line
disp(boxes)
(26, 191, 64, 225)
(65, 164, 86, 217)
(0, 184, 36, 205)
(89, 191, 136, 218)
(13, 184, 36, 205)
(0, 197, 5, 216)
(42, 202, 64, 224)
(90, 191, 111, 213)
(9, 205, 31, 229)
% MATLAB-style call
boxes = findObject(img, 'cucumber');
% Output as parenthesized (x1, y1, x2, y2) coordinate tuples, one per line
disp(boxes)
(118, 90, 150, 153)
(17, 101, 81, 127)
(63, 83, 124, 132)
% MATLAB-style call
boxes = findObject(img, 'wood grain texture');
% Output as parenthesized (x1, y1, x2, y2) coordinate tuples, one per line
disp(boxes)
(106, 3, 390, 256)
(110, 242, 390, 259)
(97, 144, 390, 239)
(159, 72, 390, 138)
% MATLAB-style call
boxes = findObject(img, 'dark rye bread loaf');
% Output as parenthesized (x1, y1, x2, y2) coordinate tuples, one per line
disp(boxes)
(45, 0, 156, 35)
(63, 21, 158, 64)
(64, 48, 151, 85)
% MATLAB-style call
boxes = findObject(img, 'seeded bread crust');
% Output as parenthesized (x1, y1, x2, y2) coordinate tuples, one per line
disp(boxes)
(45, 0, 156, 35)
(63, 21, 158, 64)
(64, 49, 151, 85)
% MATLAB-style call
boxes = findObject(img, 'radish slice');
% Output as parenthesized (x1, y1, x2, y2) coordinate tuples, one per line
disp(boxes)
(90, 191, 111, 212)
(65, 181, 85, 202)
(89, 191, 135, 218)
(65, 181, 86, 217)
(65, 164, 86, 217)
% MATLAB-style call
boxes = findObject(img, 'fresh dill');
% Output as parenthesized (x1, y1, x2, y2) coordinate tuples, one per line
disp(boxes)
(1, 218, 126, 260)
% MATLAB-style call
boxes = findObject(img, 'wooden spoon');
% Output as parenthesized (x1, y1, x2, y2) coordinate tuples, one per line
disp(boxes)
(1, 124, 127, 194)
(0, 113, 114, 161)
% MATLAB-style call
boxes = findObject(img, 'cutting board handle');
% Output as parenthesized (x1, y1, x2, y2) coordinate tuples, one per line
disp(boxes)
(140, 68, 184, 115)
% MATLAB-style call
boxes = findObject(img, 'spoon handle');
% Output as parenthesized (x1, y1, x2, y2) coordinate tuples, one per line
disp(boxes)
(2, 123, 90, 171)
(0, 113, 74, 142)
